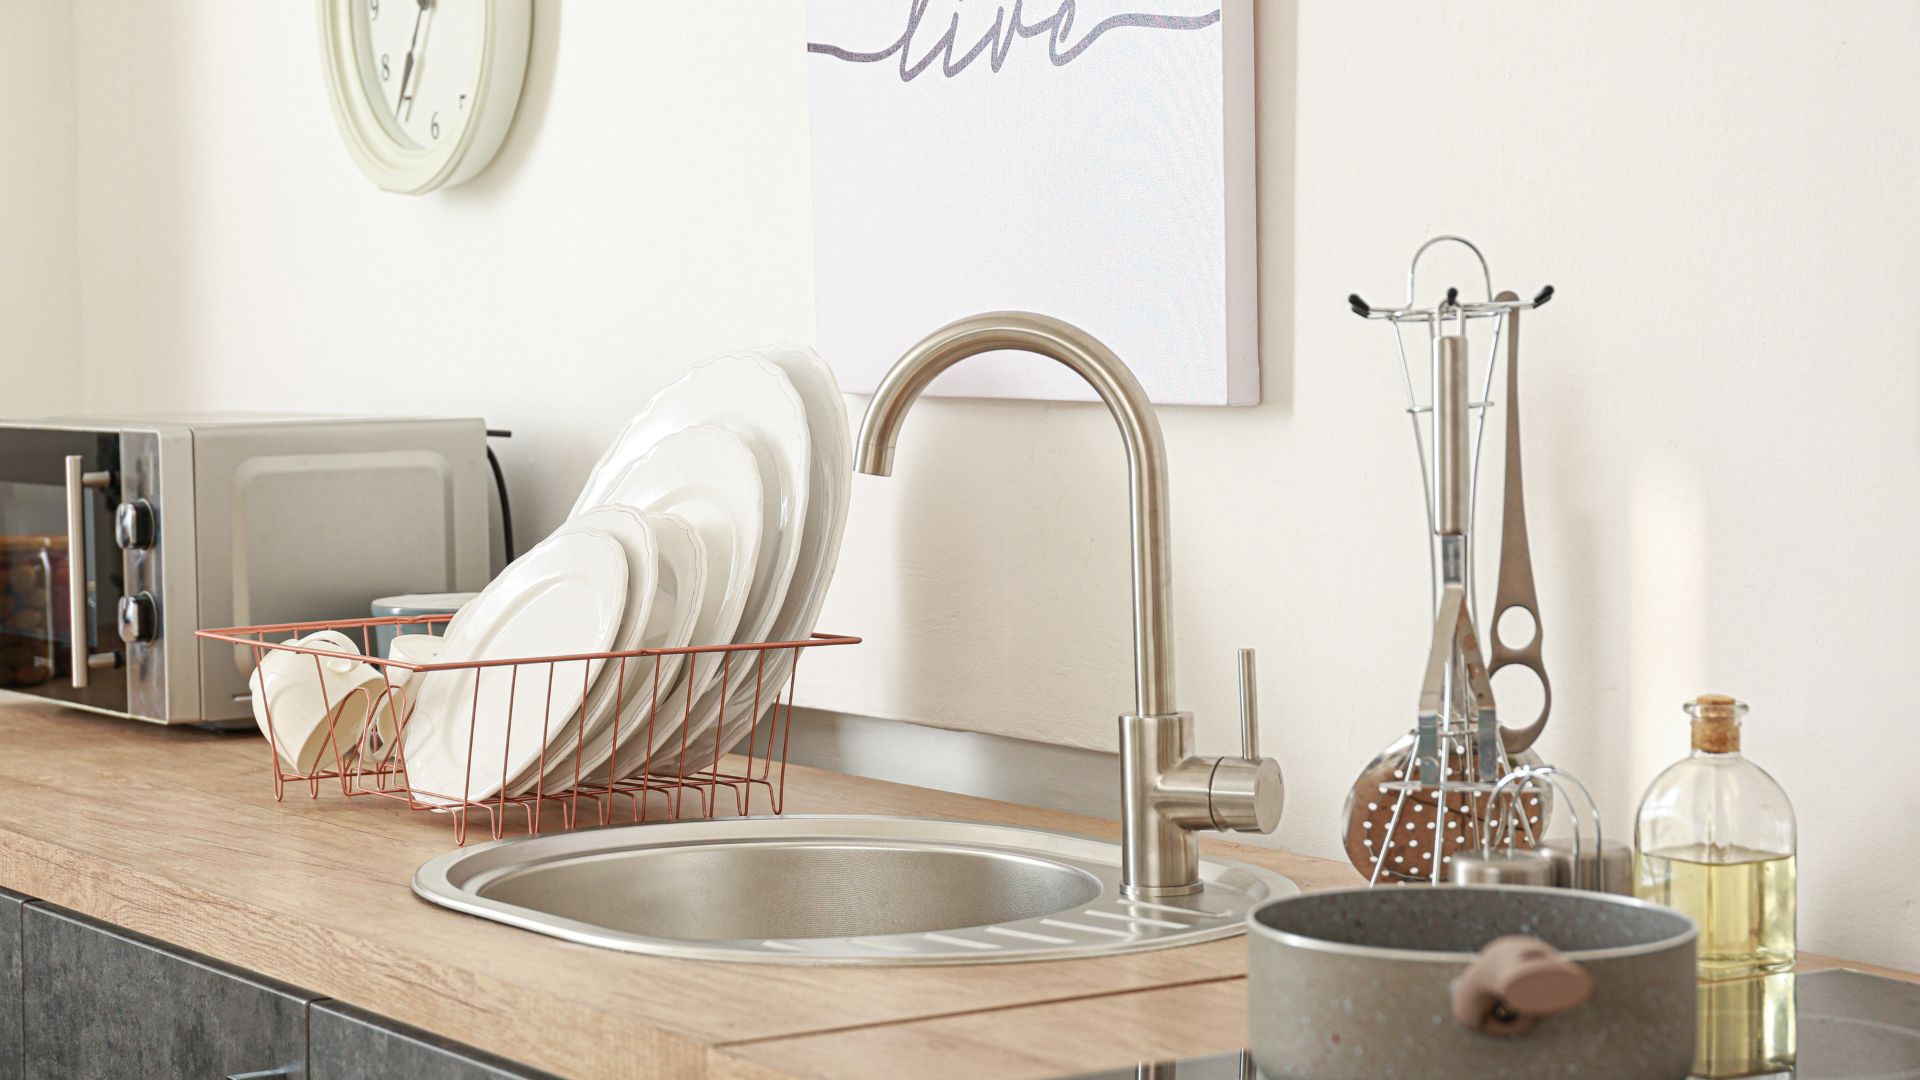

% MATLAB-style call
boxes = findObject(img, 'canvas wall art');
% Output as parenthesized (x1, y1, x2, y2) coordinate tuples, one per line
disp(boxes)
(807, 0, 1258, 405)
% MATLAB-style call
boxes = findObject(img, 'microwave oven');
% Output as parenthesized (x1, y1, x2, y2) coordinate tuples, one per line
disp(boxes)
(0, 413, 491, 725)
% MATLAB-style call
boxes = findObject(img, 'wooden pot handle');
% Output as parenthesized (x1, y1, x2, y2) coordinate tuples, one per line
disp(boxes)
(1451, 935, 1594, 1036)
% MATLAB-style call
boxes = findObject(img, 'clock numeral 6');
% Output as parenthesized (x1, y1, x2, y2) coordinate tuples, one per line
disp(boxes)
(380, 54, 390, 81)
(430, 113, 440, 140)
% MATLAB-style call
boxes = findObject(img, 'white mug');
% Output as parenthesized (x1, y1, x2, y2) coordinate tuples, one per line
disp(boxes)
(356, 633, 447, 760)
(249, 630, 390, 775)
(384, 633, 445, 691)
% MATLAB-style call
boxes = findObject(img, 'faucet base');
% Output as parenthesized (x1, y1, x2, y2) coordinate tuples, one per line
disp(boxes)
(1119, 712, 1206, 893)
(1119, 712, 1290, 895)
(1122, 881, 1206, 899)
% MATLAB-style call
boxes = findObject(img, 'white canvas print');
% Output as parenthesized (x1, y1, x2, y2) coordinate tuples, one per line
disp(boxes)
(807, 0, 1258, 405)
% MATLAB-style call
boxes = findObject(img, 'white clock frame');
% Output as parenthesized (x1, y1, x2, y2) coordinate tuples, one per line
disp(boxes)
(317, 0, 533, 194)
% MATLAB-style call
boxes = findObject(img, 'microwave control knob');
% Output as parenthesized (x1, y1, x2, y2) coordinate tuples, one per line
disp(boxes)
(114, 500, 156, 550)
(116, 592, 158, 644)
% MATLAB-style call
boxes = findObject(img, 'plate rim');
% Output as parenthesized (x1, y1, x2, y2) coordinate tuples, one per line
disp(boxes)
(402, 528, 630, 805)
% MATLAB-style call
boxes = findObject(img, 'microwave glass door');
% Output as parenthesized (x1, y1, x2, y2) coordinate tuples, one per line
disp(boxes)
(0, 429, 127, 713)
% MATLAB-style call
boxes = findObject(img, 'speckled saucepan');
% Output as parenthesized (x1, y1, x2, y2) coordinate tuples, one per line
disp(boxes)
(1247, 885, 1698, 1080)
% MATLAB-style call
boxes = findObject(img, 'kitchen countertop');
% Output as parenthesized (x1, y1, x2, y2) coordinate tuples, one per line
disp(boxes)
(0, 699, 1906, 1080)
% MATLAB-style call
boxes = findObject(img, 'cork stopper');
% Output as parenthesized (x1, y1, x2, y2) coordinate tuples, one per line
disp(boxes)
(1684, 694, 1747, 753)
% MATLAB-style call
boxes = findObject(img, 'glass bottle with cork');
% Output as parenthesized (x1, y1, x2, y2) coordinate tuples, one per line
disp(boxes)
(1634, 694, 1797, 980)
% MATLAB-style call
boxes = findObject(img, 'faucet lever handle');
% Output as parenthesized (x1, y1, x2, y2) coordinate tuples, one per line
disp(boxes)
(1212, 647, 1284, 834)
(1237, 648, 1258, 760)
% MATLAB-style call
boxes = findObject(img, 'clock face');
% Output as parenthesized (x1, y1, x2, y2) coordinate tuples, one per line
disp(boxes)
(354, 0, 484, 151)
(318, 0, 532, 194)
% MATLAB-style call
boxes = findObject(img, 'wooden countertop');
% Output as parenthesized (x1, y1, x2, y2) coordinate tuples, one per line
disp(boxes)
(0, 700, 1904, 1079)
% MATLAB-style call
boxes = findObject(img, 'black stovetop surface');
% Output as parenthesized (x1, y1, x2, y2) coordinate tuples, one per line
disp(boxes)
(1059, 969, 1920, 1080)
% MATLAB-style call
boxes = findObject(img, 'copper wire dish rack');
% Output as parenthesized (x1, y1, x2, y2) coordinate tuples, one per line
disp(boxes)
(196, 616, 860, 844)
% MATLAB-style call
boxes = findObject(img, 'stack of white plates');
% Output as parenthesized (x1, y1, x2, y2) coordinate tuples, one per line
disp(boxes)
(399, 345, 850, 803)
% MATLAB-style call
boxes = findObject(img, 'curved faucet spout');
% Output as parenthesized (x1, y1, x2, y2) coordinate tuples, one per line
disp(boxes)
(854, 311, 1175, 717)
(854, 311, 1282, 897)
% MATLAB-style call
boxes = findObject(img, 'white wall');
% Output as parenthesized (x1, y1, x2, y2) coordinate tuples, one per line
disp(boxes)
(0, 2, 81, 413)
(19, 2, 1920, 969)
(815, 2, 1920, 971)
(68, 2, 816, 538)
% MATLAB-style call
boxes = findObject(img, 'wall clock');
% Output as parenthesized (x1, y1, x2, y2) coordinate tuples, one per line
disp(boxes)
(318, 0, 532, 194)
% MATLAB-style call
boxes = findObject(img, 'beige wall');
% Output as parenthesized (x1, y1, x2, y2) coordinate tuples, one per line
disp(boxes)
(0, 2, 80, 414)
(9, 2, 1918, 968)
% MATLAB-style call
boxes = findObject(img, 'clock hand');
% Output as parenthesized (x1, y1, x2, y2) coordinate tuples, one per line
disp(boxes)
(393, 0, 431, 119)
(403, 0, 439, 121)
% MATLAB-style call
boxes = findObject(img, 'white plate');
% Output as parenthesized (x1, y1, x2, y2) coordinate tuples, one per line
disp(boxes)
(575, 427, 764, 783)
(572, 354, 811, 775)
(402, 529, 628, 806)
(521, 508, 659, 793)
(562, 511, 706, 783)
(658, 344, 854, 770)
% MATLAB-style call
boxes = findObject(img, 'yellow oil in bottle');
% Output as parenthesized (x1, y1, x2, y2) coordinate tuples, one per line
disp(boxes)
(1692, 971, 1796, 1078)
(1635, 844, 1796, 980)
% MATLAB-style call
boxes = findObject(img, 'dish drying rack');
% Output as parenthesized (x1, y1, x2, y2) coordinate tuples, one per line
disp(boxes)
(196, 616, 860, 844)
(1345, 236, 1563, 884)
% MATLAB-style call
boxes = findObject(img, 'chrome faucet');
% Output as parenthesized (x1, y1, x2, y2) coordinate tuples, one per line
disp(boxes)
(854, 311, 1285, 896)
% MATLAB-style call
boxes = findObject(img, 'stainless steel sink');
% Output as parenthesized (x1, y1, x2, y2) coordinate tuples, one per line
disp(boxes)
(413, 815, 1298, 965)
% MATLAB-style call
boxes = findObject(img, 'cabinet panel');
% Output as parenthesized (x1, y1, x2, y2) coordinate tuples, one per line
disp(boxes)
(0, 888, 25, 1080)
(309, 1001, 562, 1080)
(21, 904, 312, 1080)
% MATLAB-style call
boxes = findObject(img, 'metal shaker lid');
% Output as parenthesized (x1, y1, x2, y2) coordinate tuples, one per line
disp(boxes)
(1535, 840, 1634, 895)
(1446, 849, 1556, 887)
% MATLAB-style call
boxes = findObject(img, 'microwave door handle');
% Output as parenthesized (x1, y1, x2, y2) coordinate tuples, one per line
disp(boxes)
(63, 455, 112, 689)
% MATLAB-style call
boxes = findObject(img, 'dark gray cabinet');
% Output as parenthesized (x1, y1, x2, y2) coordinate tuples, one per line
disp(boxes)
(0, 896, 553, 1079)
(1, 888, 25, 1080)
(21, 904, 312, 1080)
(309, 1002, 562, 1080)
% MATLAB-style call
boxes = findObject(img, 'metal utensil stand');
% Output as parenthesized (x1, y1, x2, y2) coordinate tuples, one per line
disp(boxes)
(1348, 236, 1556, 886)
(197, 616, 861, 845)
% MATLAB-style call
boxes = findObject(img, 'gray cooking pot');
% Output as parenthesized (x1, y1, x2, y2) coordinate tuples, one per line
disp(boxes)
(1247, 885, 1697, 1079)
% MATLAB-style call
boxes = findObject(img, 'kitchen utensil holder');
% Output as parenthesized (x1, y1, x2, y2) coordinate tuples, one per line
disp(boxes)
(1349, 235, 1555, 622)
(1348, 236, 1559, 885)
(196, 615, 860, 844)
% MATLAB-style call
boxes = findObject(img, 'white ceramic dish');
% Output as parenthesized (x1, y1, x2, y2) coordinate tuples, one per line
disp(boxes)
(249, 629, 388, 775)
(571, 427, 764, 783)
(666, 344, 854, 769)
(571, 354, 809, 651)
(369, 632, 445, 758)
(384, 633, 446, 691)
(520, 509, 660, 793)
(402, 529, 629, 806)
(572, 356, 809, 777)
(563, 511, 706, 784)
(376, 592, 479, 610)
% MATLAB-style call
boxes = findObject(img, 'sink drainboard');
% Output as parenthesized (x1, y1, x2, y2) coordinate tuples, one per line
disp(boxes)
(413, 816, 1299, 965)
